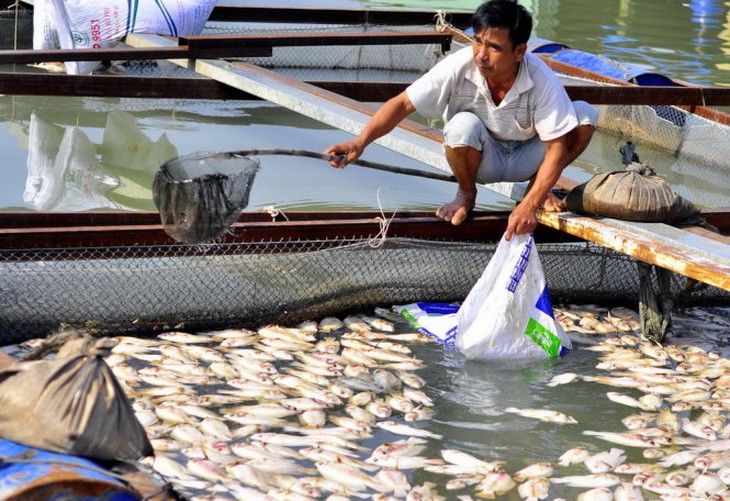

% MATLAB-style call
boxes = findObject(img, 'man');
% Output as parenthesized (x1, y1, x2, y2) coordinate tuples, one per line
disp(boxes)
(325, 0, 597, 240)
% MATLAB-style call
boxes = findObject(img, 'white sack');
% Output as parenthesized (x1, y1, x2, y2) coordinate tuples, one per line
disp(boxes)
(49, 0, 218, 74)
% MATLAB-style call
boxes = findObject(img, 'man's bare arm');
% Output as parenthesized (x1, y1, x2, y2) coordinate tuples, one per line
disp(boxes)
(325, 91, 416, 167)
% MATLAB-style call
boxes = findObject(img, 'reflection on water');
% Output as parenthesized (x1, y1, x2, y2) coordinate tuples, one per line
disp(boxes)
(23, 111, 177, 212)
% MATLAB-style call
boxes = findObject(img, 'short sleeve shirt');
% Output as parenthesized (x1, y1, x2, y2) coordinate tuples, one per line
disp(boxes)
(406, 47, 578, 142)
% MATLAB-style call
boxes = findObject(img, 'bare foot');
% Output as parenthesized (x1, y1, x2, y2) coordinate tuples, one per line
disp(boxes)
(542, 191, 566, 212)
(436, 190, 476, 225)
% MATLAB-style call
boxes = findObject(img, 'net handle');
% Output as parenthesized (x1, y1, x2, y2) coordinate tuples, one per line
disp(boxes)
(219, 148, 456, 183)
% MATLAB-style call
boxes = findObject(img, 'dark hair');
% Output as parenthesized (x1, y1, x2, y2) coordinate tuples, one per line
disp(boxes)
(471, 0, 533, 48)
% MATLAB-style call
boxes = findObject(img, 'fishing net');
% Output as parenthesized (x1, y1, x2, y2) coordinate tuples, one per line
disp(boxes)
(0, 4, 32, 50)
(153, 152, 260, 244)
(0, 235, 727, 345)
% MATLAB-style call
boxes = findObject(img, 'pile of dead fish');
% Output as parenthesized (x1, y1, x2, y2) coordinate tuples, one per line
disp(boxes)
(103, 307, 730, 501)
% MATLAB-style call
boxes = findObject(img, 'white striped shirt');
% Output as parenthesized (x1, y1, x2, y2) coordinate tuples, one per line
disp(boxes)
(406, 47, 578, 142)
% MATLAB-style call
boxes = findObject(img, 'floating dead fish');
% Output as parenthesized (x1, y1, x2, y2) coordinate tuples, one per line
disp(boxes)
(504, 407, 578, 424)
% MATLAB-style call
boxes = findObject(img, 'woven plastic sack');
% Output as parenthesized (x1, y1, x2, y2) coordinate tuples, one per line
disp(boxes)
(455, 234, 571, 360)
(563, 143, 700, 224)
(49, 0, 218, 74)
(0, 335, 153, 462)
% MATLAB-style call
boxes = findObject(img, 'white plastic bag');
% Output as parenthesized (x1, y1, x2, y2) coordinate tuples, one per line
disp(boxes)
(393, 302, 459, 344)
(455, 233, 571, 360)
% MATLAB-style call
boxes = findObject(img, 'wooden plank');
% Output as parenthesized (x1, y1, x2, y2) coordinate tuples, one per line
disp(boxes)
(207, 5, 474, 28)
(0, 211, 580, 252)
(179, 32, 453, 54)
(0, 31, 450, 65)
(4, 71, 730, 106)
(122, 33, 730, 292)
(537, 211, 730, 291)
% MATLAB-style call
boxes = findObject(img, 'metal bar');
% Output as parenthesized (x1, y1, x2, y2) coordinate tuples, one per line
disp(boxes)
(122, 33, 730, 291)
(207, 5, 473, 28)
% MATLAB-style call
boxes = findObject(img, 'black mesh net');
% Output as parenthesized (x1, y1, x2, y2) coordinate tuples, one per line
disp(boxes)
(1, 237, 727, 345)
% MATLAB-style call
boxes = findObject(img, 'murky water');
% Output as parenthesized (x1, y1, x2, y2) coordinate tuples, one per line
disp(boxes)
(1, 2, 729, 498)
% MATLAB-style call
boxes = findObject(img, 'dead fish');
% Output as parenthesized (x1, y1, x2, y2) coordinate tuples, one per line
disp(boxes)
(550, 474, 621, 489)
(158, 331, 215, 344)
(513, 462, 554, 482)
(583, 430, 657, 448)
(375, 420, 443, 439)
(475, 470, 516, 499)
(546, 373, 582, 387)
(558, 446, 591, 467)
(504, 407, 578, 424)
(517, 477, 550, 501)
(576, 487, 613, 501)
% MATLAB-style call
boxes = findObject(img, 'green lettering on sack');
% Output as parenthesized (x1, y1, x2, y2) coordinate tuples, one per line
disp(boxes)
(525, 318, 562, 358)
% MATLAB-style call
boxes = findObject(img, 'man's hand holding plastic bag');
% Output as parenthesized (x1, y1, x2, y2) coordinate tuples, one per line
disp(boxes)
(455, 233, 571, 360)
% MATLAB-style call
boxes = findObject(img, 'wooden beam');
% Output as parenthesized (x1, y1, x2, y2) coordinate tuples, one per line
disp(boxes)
(0, 211, 579, 252)
(0, 31, 451, 65)
(208, 5, 473, 28)
(180, 31, 452, 53)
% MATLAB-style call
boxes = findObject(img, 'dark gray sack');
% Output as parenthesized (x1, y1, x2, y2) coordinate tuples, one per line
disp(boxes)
(0, 335, 153, 462)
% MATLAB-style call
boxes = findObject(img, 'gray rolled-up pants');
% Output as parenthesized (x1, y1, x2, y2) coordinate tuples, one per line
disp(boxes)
(442, 101, 598, 184)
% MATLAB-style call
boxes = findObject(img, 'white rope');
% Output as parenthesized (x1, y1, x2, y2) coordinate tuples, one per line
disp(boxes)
(434, 10, 474, 43)
(368, 187, 396, 249)
(261, 205, 288, 222)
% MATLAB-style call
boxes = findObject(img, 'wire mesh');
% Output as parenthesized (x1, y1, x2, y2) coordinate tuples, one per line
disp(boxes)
(0, 6, 32, 50)
(1, 237, 727, 345)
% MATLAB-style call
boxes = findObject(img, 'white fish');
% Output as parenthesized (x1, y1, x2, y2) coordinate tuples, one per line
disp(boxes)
(504, 407, 578, 424)
(315, 461, 389, 493)
(365, 454, 444, 469)
(558, 446, 591, 467)
(550, 474, 621, 488)
(546, 372, 582, 386)
(514, 462, 554, 482)
(318, 317, 344, 332)
(576, 487, 613, 501)
(606, 392, 645, 409)
(375, 468, 411, 497)
(583, 430, 657, 448)
(475, 470, 517, 498)
(151, 455, 196, 480)
(375, 420, 443, 439)
(370, 437, 429, 458)
(439, 449, 501, 472)
(585, 448, 626, 473)
(158, 331, 215, 344)
(517, 477, 550, 501)
(613, 482, 645, 501)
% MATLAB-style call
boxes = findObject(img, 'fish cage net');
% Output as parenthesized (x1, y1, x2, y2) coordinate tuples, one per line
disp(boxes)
(201, 22, 449, 79)
(558, 73, 730, 207)
(0, 4, 32, 50)
(1, 236, 727, 345)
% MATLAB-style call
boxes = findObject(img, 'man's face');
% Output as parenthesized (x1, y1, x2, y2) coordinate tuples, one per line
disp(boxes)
(472, 28, 526, 82)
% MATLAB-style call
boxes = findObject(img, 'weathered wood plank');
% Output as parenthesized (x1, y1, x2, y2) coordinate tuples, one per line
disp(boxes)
(207, 5, 473, 27)
(179, 32, 452, 55)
